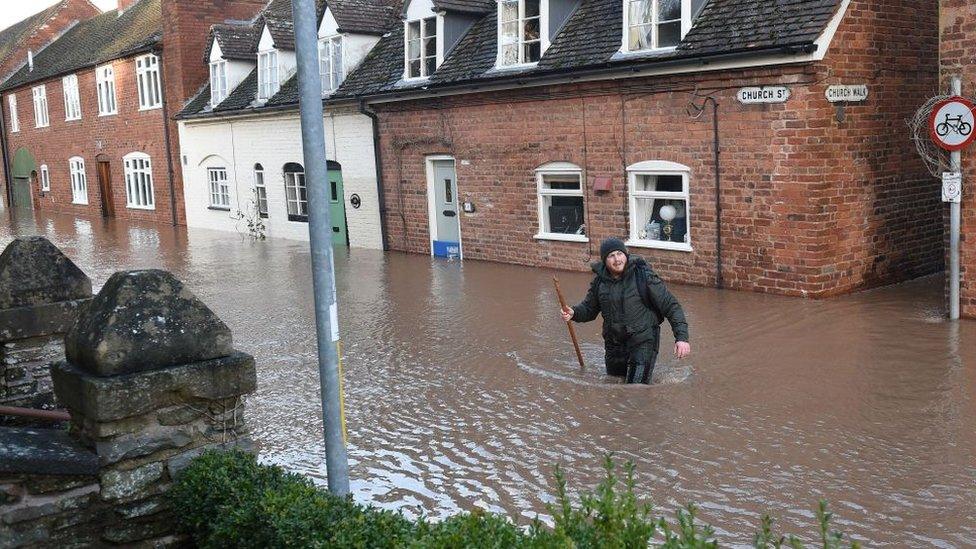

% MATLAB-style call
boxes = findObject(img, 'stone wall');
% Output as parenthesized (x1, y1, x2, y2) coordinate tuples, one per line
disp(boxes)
(0, 237, 91, 417)
(0, 269, 256, 547)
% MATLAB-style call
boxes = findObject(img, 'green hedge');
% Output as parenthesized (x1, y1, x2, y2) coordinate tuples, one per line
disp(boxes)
(170, 451, 861, 548)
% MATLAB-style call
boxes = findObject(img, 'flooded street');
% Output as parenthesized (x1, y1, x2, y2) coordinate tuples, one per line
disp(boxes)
(3, 209, 975, 546)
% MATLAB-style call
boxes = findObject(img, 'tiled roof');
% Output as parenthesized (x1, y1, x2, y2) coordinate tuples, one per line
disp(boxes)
(334, 0, 842, 98)
(331, 0, 401, 35)
(266, 73, 300, 106)
(216, 68, 260, 111)
(0, 0, 161, 92)
(205, 22, 262, 63)
(181, 82, 212, 116)
(0, 3, 62, 66)
(430, 0, 494, 14)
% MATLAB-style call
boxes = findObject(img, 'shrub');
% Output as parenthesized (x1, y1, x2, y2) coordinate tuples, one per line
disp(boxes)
(170, 450, 862, 548)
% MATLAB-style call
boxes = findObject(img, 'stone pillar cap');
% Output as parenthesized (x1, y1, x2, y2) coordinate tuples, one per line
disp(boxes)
(65, 270, 234, 377)
(0, 236, 92, 310)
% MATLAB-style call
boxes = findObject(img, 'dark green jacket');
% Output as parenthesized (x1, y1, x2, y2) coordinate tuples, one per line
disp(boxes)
(571, 256, 689, 346)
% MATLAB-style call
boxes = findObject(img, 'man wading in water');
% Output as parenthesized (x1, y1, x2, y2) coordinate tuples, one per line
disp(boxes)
(560, 238, 691, 384)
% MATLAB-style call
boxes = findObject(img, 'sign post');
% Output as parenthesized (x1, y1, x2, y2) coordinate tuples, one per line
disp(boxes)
(929, 80, 970, 320)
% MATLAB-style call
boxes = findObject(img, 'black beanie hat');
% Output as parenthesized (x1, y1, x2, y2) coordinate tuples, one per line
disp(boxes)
(600, 237, 628, 264)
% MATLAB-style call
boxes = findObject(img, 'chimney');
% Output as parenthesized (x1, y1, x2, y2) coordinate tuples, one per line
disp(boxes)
(27, 50, 33, 72)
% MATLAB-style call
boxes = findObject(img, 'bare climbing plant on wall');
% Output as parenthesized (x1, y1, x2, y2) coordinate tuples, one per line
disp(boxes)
(230, 188, 267, 241)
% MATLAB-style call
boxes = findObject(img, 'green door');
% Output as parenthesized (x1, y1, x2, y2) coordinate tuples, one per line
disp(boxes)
(11, 178, 32, 210)
(328, 168, 347, 246)
(10, 148, 36, 210)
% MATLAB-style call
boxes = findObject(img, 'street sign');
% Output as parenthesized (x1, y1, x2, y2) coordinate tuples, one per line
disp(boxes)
(930, 96, 976, 151)
(943, 172, 962, 203)
(825, 84, 869, 103)
(737, 86, 791, 104)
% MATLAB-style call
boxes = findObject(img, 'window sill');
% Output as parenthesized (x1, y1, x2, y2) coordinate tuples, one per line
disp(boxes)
(35, 124, 49, 129)
(71, 199, 88, 205)
(491, 61, 538, 73)
(611, 47, 678, 61)
(625, 239, 692, 252)
(98, 112, 118, 117)
(65, 117, 81, 122)
(126, 204, 156, 211)
(138, 105, 162, 112)
(534, 233, 589, 243)
(208, 206, 231, 211)
(288, 214, 309, 223)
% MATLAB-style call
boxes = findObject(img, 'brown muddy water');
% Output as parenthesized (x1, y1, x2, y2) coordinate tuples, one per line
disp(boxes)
(3, 209, 975, 546)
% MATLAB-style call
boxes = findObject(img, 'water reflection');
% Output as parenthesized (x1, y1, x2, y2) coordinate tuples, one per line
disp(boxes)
(2, 209, 974, 545)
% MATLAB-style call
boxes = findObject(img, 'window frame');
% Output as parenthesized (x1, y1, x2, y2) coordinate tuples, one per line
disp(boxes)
(8, 94, 19, 133)
(318, 35, 344, 94)
(68, 156, 88, 205)
(496, 0, 546, 68)
(123, 152, 156, 210)
(135, 54, 162, 110)
(209, 59, 228, 106)
(283, 163, 308, 222)
(533, 162, 588, 243)
(625, 160, 692, 252)
(258, 49, 280, 100)
(62, 74, 82, 121)
(32, 85, 49, 128)
(254, 164, 268, 218)
(96, 64, 118, 116)
(40, 164, 50, 192)
(207, 167, 231, 209)
(403, 16, 440, 80)
(621, 0, 693, 53)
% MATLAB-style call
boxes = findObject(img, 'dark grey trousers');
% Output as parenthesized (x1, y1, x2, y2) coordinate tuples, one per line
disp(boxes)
(604, 328, 660, 384)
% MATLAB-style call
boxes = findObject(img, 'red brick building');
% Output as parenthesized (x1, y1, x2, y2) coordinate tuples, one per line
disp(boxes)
(941, 1, 976, 318)
(0, 0, 266, 225)
(334, 0, 942, 297)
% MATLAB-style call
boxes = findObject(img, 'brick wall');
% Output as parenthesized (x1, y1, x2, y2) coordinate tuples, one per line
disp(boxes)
(0, 0, 101, 84)
(373, 0, 941, 297)
(941, 0, 976, 318)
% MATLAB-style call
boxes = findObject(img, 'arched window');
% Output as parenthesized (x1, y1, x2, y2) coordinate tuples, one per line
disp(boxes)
(283, 162, 306, 222)
(626, 160, 691, 251)
(254, 163, 268, 218)
(68, 156, 88, 204)
(534, 161, 586, 242)
(123, 152, 155, 210)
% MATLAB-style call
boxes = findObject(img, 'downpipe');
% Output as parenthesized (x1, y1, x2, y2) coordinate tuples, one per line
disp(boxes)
(358, 98, 390, 251)
(688, 95, 723, 289)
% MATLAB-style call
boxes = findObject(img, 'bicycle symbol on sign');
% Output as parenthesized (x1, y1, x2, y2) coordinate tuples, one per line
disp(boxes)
(936, 114, 973, 137)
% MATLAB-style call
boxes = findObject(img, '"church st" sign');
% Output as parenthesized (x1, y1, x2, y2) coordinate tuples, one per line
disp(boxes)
(736, 86, 791, 104)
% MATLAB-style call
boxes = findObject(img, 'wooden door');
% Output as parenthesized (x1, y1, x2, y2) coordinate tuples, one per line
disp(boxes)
(97, 161, 114, 217)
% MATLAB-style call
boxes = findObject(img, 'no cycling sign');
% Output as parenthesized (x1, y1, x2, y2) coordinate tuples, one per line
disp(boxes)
(930, 96, 976, 151)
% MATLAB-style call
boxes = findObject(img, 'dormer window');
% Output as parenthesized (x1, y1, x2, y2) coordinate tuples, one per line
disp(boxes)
(210, 60, 228, 105)
(258, 50, 280, 100)
(318, 35, 344, 93)
(405, 17, 437, 79)
(624, 0, 693, 52)
(498, 0, 541, 66)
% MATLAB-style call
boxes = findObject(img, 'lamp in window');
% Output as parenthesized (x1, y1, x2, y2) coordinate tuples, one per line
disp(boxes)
(660, 203, 677, 242)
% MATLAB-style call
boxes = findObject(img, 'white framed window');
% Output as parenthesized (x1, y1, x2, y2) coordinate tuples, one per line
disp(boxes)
(623, 0, 696, 52)
(209, 60, 228, 105)
(208, 167, 231, 208)
(534, 162, 587, 242)
(123, 152, 155, 210)
(96, 64, 117, 115)
(626, 161, 691, 251)
(405, 17, 437, 79)
(283, 162, 307, 221)
(7, 94, 19, 132)
(135, 54, 162, 110)
(258, 50, 280, 100)
(318, 35, 344, 93)
(32, 85, 49, 128)
(498, 0, 542, 67)
(254, 163, 268, 218)
(69, 157, 88, 204)
(62, 74, 81, 120)
(40, 164, 50, 191)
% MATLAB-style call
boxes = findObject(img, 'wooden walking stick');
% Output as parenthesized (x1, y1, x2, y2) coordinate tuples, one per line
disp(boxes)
(553, 276, 585, 369)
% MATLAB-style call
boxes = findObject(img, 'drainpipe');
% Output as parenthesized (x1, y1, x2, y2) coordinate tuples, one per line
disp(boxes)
(689, 95, 723, 289)
(0, 93, 12, 210)
(155, 47, 179, 226)
(358, 98, 390, 251)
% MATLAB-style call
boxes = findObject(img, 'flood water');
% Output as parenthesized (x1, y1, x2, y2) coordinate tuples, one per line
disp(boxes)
(3, 209, 975, 546)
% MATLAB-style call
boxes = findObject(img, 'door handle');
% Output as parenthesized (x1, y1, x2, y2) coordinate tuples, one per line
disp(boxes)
(442, 210, 456, 217)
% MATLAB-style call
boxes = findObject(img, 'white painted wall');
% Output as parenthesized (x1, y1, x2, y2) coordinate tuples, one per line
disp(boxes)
(405, 0, 436, 20)
(210, 40, 255, 97)
(178, 110, 383, 249)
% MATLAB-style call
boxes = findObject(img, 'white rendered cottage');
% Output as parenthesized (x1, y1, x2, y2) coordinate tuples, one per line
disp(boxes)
(176, 0, 395, 248)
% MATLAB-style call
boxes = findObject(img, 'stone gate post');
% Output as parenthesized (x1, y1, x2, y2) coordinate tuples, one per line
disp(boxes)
(48, 269, 257, 545)
(0, 237, 91, 416)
